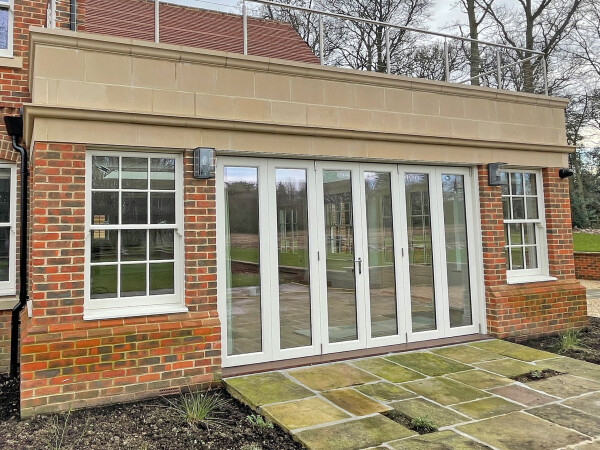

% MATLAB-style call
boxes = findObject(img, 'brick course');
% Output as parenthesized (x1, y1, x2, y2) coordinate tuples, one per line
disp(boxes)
(574, 252, 600, 280)
(20, 142, 220, 417)
(479, 165, 588, 340)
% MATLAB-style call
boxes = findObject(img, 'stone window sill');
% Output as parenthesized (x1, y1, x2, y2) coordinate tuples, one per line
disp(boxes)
(507, 275, 557, 285)
(84, 304, 189, 321)
(0, 56, 22, 69)
(0, 296, 18, 310)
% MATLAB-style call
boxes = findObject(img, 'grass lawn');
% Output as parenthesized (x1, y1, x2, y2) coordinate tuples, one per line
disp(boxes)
(573, 232, 600, 252)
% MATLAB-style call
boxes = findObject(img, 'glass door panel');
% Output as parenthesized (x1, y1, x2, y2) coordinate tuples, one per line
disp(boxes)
(322, 170, 358, 344)
(364, 171, 398, 338)
(442, 174, 472, 328)
(224, 166, 262, 356)
(404, 173, 436, 333)
(275, 168, 312, 349)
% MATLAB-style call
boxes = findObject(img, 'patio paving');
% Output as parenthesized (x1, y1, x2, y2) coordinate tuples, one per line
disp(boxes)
(224, 339, 600, 449)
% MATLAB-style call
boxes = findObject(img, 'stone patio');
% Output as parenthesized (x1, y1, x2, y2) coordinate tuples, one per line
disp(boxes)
(225, 340, 600, 450)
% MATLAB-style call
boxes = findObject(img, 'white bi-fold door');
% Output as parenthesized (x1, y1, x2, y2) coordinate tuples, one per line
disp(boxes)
(217, 157, 481, 368)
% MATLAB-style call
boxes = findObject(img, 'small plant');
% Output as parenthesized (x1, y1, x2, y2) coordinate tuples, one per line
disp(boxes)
(165, 389, 228, 429)
(558, 329, 582, 353)
(410, 415, 437, 434)
(246, 414, 274, 430)
(529, 370, 543, 379)
(49, 409, 73, 450)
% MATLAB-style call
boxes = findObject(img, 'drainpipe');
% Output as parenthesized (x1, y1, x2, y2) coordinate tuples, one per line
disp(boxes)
(69, 0, 76, 31)
(4, 115, 27, 379)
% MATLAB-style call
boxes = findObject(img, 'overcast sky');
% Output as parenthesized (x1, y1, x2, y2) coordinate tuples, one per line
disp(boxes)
(166, 0, 468, 30)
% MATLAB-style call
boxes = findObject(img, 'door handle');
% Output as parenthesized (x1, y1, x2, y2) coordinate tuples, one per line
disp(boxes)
(355, 257, 362, 275)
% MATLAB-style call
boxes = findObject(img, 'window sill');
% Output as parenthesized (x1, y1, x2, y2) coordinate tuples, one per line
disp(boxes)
(507, 275, 557, 285)
(0, 296, 17, 310)
(83, 304, 188, 321)
(0, 56, 22, 69)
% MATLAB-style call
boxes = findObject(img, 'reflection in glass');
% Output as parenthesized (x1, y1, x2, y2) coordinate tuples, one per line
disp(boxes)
(122, 157, 148, 189)
(91, 265, 117, 299)
(276, 169, 311, 349)
(0, 10, 8, 50)
(0, 227, 8, 281)
(151, 193, 176, 224)
(150, 230, 174, 260)
(365, 172, 397, 338)
(323, 170, 358, 343)
(122, 192, 148, 224)
(92, 191, 119, 225)
(225, 166, 262, 356)
(442, 175, 472, 328)
(0, 168, 10, 223)
(151, 158, 175, 190)
(92, 156, 119, 189)
(405, 173, 436, 332)
(121, 229, 147, 261)
(91, 229, 117, 263)
(150, 262, 174, 294)
(120, 264, 146, 297)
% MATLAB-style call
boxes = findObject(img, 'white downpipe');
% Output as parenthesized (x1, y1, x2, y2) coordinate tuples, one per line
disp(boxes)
(155, 0, 160, 43)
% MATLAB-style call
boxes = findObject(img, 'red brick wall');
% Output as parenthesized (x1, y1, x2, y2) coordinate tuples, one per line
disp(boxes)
(574, 252, 600, 280)
(0, 310, 10, 373)
(20, 142, 220, 417)
(479, 165, 588, 340)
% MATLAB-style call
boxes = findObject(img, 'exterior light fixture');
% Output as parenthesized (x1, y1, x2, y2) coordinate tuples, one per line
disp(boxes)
(193, 147, 215, 179)
(488, 162, 506, 186)
(558, 168, 574, 179)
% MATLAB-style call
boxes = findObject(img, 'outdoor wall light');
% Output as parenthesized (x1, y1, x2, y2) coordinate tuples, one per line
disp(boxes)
(488, 162, 506, 186)
(193, 147, 215, 179)
(558, 168, 574, 178)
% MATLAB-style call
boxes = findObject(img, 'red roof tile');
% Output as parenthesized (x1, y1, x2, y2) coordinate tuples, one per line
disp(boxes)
(85, 0, 319, 64)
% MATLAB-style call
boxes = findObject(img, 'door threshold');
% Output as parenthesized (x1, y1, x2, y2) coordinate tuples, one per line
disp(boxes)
(222, 333, 491, 378)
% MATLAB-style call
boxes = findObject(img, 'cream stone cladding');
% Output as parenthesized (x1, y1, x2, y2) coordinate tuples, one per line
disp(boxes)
(25, 27, 571, 167)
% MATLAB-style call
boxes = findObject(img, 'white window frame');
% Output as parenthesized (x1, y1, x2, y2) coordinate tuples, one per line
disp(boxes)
(83, 150, 187, 320)
(0, 0, 14, 59)
(501, 168, 553, 284)
(0, 163, 16, 295)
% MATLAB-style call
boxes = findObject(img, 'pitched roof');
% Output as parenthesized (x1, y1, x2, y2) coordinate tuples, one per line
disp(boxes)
(84, 0, 320, 64)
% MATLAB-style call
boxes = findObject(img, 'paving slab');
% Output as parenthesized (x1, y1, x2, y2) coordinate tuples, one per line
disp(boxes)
(288, 363, 378, 391)
(226, 372, 313, 408)
(403, 377, 490, 405)
(293, 415, 415, 450)
(543, 357, 600, 383)
(451, 396, 522, 419)
(446, 369, 513, 389)
(386, 352, 471, 376)
(355, 382, 416, 402)
(431, 344, 503, 364)
(489, 384, 557, 407)
(322, 388, 390, 416)
(526, 374, 600, 399)
(456, 411, 589, 450)
(562, 392, 600, 416)
(388, 430, 491, 449)
(261, 397, 350, 431)
(474, 358, 539, 377)
(528, 404, 600, 437)
(470, 340, 556, 361)
(352, 357, 424, 382)
(390, 398, 470, 427)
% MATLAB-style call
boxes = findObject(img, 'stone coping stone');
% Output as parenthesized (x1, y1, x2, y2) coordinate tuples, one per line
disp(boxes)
(352, 357, 424, 383)
(293, 414, 415, 450)
(385, 352, 471, 376)
(403, 377, 490, 406)
(388, 430, 491, 449)
(390, 398, 470, 428)
(261, 397, 350, 431)
(526, 374, 600, 399)
(489, 384, 557, 407)
(322, 388, 390, 416)
(474, 358, 539, 378)
(446, 369, 513, 389)
(470, 340, 556, 362)
(451, 396, 522, 420)
(456, 411, 589, 450)
(288, 363, 378, 391)
(528, 404, 600, 438)
(431, 344, 503, 364)
(562, 392, 600, 416)
(355, 382, 416, 402)
(226, 372, 313, 408)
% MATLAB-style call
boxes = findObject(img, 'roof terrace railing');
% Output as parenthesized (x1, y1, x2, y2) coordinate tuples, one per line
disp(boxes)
(242, 0, 549, 96)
